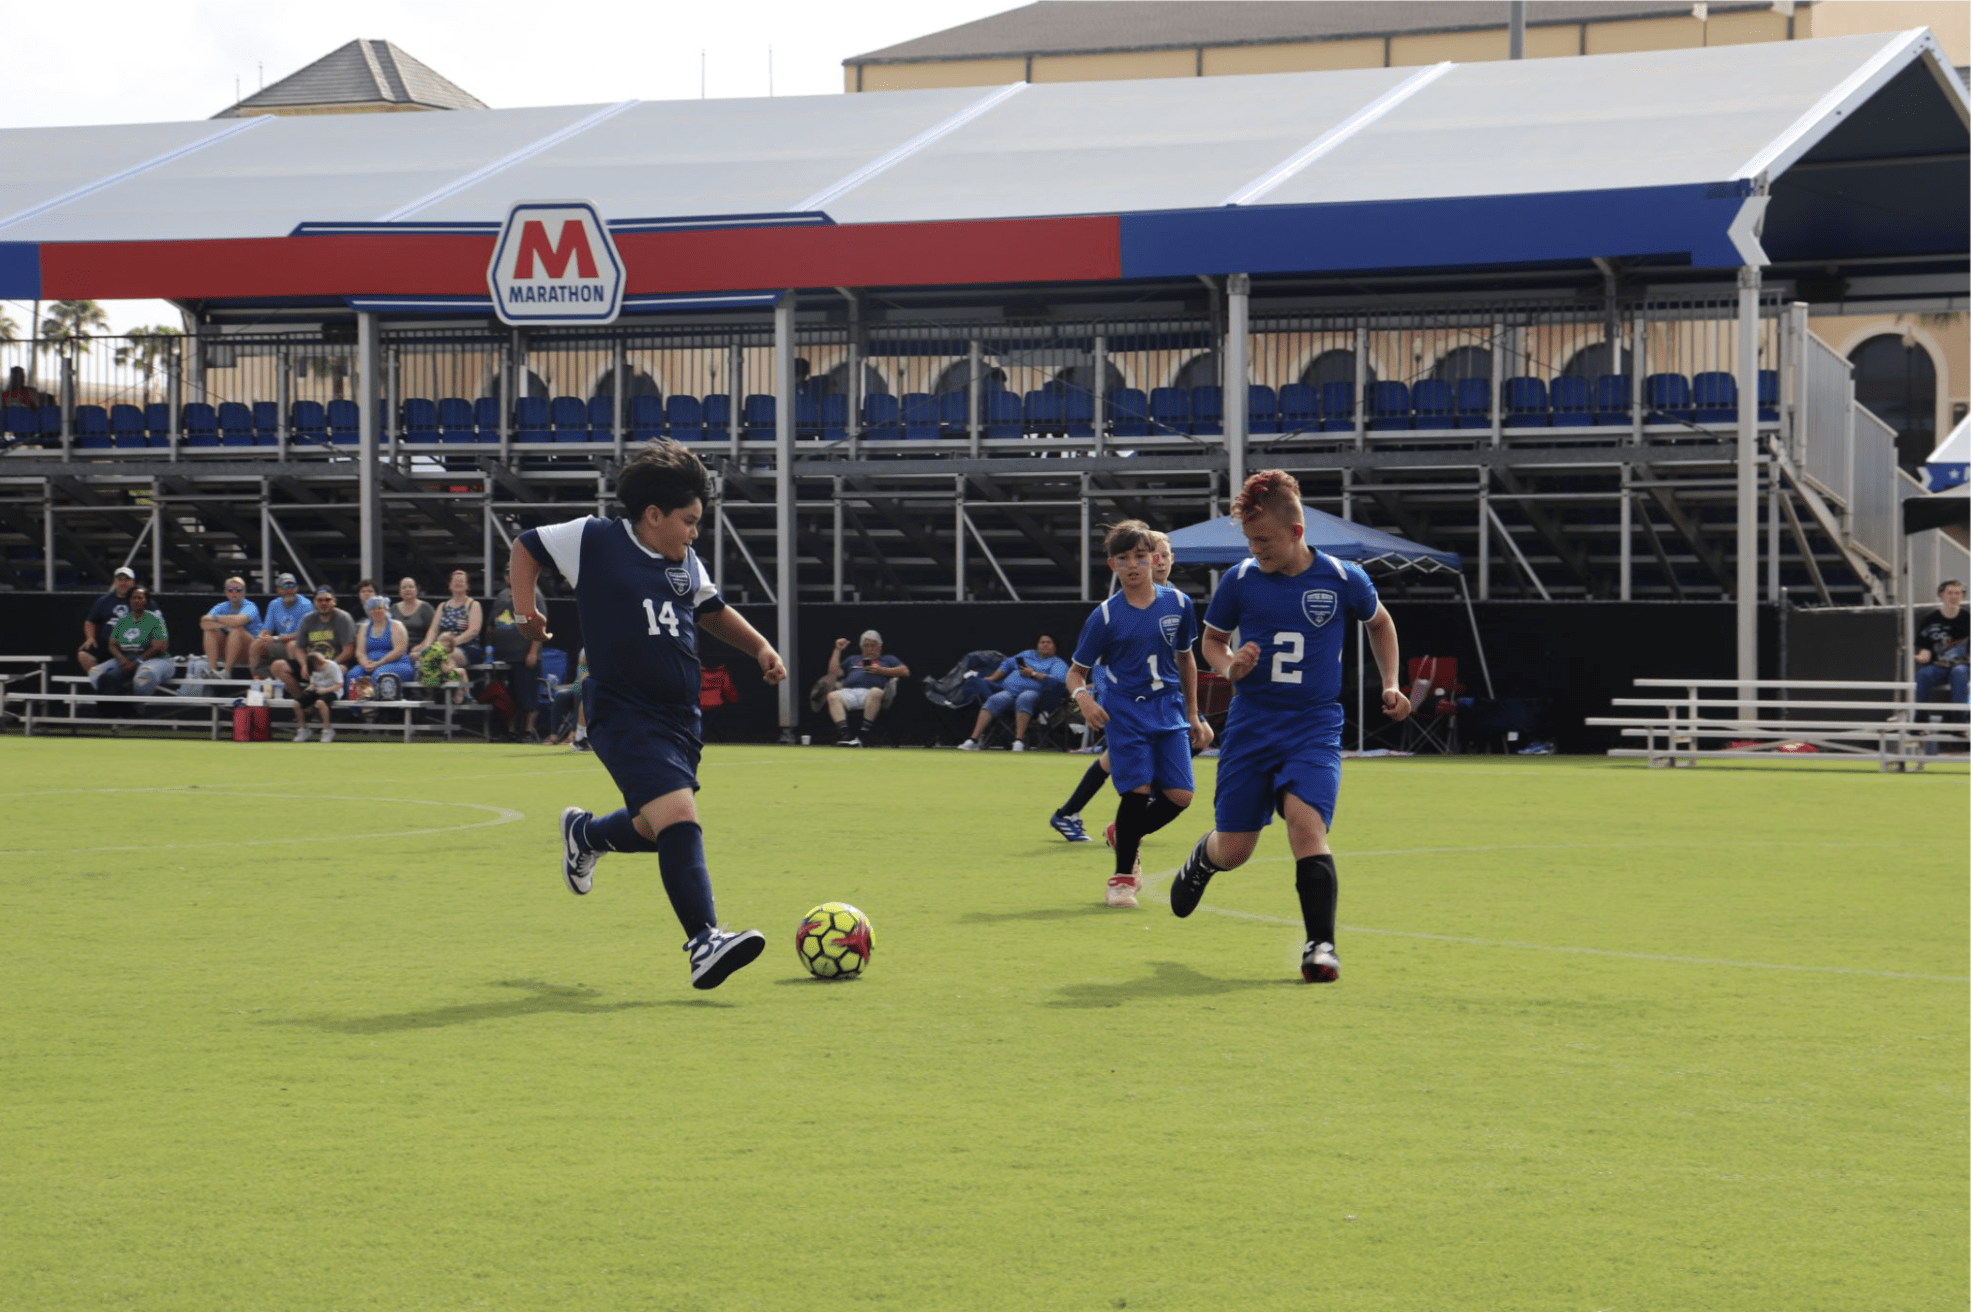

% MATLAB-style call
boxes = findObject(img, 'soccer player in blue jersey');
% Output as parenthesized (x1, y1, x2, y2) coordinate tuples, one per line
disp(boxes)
(1066, 520, 1212, 909)
(1168, 470, 1410, 982)
(508, 440, 786, 990)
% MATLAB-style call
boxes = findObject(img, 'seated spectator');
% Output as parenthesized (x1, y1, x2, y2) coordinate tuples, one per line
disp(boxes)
(348, 595, 416, 700)
(488, 564, 543, 740)
(200, 576, 262, 680)
(291, 652, 344, 743)
(1915, 578, 1968, 743)
(78, 566, 138, 673)
(544, 648, 590, 750)
(353, 578, 378, 617)
(1, 366, 37, 408)
(89, 585, 175, 697)
(271, 587, 356, 697)
(956, 634, 1069, 752)
(248, 572, 311, 682)
(826, 630, 908, 747)
(391, 576, 435, 651)
(418, 632, 469, 701)
(412, 569, 483, 683)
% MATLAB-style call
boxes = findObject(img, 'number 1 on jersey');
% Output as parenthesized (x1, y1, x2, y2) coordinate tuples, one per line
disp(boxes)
(643, 598, 680, 637)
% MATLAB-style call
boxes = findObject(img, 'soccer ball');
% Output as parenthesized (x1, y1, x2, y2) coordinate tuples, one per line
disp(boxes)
(796, 902, 873, 980)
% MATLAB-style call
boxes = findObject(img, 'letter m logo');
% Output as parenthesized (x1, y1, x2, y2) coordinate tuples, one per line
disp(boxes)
(511, 220, 599, 280)
(488, 200, 624, 326)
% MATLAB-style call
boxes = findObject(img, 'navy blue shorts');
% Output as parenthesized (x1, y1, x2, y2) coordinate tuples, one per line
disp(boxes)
(584, 684, 702, 813)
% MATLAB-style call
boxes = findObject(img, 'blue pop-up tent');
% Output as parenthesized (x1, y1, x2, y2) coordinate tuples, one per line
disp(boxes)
(1166, 504, 1462, 572)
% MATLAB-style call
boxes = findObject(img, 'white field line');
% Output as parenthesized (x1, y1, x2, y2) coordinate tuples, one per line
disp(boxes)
(0, 792, 523, 855)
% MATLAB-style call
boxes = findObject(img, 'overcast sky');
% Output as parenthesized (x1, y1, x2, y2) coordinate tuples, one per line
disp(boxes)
(2, 0, 1017, 333)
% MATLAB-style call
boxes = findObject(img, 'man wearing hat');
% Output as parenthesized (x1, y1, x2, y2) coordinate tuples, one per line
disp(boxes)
(249, 573, 311, 682)
(200, 575, 263, 681)
(77, 566, 139, 673)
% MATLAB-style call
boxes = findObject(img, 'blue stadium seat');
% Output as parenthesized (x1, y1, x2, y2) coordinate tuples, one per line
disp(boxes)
(402, 398, 441, 445)
(182, 402, 219, 447)
(983, 389, 1022, 440)
(472, 397, 502, 441)
(1367, 381, 1413, 431)
(548, 396, 588, 442)
(37, 404, 60, 441)
(252, 401, 279, 443)
(3, 405, 37, 441)
(144, 403, 171, 442)
(1023, 388, 1063, 437)
(1276, 383, 1318, 432)
(1189, 385, 1224, 437)
(794, 392, 821, 438)
(1593, 374, 1632, 425)
(862, 393, 900, 439)
(75, 405, 111, 448)
(1644, 373, 1693, 424)
(821, 393, 849, 441)
(1246, 384, 1280, 435)
(326, 399, 361, 445)
(438, 398, 476, 443)
(587, 395, 617, 442)
(110, 404, 147, 449)
(1108, 387, 1149, 438)
(901, 392, 939, 440)
(665, 394, 703, 442)
(1758, 369, 1779, 422)
(216, 402, 253, 447)
(1549, 376, 1594, 427)
(291, 400, 327, 445)
(1453, 378, 1492, 429)
(742, 394, 776, 438)
(702, 394, 733, 438)
(1411, 379, 1454, 428)
(512, 396, 552, 443)
(1502, 377, 1550, 427)
(1063, 388, 1096, 439)
(628, 394, 664, 441)
(1148, 387, 1189, 436)
(1691, 371, 1737, 424)
(937, 390, 968, 436)
(1318, 382, 1355, 432)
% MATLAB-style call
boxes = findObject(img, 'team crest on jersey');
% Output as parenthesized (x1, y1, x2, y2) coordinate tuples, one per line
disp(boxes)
(1158, 614, 1182, 645)
(665, 564, 692, 595)
(1302, 589, 1339, 627)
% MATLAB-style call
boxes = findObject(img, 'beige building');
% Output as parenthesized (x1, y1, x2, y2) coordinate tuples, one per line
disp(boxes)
(847, 1, 1970, 464)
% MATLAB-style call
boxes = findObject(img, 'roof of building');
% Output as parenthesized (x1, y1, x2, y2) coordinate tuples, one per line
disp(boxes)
(213, 39, 487, 117)
(846, 0, 1795, 64)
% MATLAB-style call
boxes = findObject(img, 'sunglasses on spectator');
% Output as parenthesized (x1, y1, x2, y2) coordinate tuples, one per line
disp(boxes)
(226, 586, 244, 592)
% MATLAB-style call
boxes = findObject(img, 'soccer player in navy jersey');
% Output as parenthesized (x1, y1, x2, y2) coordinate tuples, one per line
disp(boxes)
(1066, 521, 1213, 909)
(509, 440, 786, 990)
(1168, 470, 1410, 982)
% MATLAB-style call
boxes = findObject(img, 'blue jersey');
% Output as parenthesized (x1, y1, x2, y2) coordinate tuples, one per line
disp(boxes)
(1204, 551, 1378, 734)
(259, 594, 312, 638)
(1071, 584, 1198, 731)
(520, 516, 725, 713)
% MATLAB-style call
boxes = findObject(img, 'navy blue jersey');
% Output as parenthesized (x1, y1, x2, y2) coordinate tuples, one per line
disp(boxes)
(1204, 550, 1378, 733)
(520, 516, 725, 713)
(1071, 584, 1198, 732)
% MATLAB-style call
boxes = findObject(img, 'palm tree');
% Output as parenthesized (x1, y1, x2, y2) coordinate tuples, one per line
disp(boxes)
(38, 300, 112, 359)
(304, 352, 351, 401)
(0, 306, 18, 342)
(114, 326, 182, 405)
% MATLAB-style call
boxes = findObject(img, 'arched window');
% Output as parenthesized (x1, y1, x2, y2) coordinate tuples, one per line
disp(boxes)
(589, 368, 662, 402)
(1561, 343, 1619, 380)
(479, 368, 551, 400)
(1432, 345, 1493, 382)
(1299, 349, 1376, 388)
(1849, 334, 1937, 470)
(815, 360, 890, 398)
(1053, 360, 1128, 397)
(1172, 351, 1219, 392)
(930, 359, 1023, 395)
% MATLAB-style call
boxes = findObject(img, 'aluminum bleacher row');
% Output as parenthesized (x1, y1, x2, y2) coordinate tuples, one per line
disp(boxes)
(3, 370, 1780, 449)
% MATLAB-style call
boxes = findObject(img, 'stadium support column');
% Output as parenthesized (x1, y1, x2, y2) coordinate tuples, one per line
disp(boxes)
(774, 292, 798, 740)
(1730, 183, 1768, 717)
(1226, 274, 1249, 494)
(356, 311, 382, 584)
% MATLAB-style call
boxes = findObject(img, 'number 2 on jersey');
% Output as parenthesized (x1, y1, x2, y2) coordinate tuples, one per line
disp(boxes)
(643, 598, 680, 637)
(1270, 631, 1304, 683)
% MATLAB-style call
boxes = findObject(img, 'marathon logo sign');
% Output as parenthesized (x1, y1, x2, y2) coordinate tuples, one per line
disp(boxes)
(488, 201, 624, 326)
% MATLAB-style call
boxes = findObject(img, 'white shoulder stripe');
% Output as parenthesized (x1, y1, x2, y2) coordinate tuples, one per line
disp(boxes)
(534, 516, 590, 587)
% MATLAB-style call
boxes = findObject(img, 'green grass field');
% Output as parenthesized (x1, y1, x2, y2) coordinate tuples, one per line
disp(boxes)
(1, 737, 1964, 1311)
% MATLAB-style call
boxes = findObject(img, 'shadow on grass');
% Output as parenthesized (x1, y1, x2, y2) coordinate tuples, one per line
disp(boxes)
(960, 904, 1124, 925)
(267, 978, 725, 1033)
(1049, 961, 1284, 1008)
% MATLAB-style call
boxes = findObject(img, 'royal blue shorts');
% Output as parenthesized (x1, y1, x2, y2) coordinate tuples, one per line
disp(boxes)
(584, 684, 702, 813)
(1105, 697, 1194, 796)
(1211, 711, 1342, 833)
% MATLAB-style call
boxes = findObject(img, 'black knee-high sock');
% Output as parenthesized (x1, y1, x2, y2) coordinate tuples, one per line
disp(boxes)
(655, 821, 718, 940)
(1295, 853, 1338, 946)
(1060, 760, 1109, 817)
(1141, 793, 1187, 837)
(582, 808, 660, 854)
(1111, 792, 1158, 876)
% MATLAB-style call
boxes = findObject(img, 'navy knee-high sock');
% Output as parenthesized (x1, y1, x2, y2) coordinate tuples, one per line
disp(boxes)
(582, 808, 659, 854)
(1295, 854, 1338, 947)
(1060, 760, 1109, 817)
(655, 821, 718, 940)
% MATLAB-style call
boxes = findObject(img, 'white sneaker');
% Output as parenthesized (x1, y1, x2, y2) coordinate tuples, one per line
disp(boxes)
(685, 926, 767, 990)
(956, 739, 980, 751)
(320, 728, 335, 744)
(559, 807, 597, 895)
(1011, 740, 1027, 752)
(1301, 941, 1341, 983)
(292, 727, 312, 742)
(1105, 874, 1141, 908)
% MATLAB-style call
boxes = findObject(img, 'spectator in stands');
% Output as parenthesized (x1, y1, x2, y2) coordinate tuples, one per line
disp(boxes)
(825, 630, 908, 747)
(291, 652, 344, 743)
(248, 572, 310, 683)
(89, 585, 175, 697)
(2, 366, 36, 408)
(413, 569, 483, 682)
(272, 587, 355, 697)
(353, 578, 378, 617)
(392, 576, 434, 651)
(199, 576, 262, 680)
(348, 594, 416, 701)
(78, 566, 138, 673)
(956, 634, 1069, 752)
(489, 564, 544, 740)
(1915, 579, 1968, 742)
(544, 648, 589, 750)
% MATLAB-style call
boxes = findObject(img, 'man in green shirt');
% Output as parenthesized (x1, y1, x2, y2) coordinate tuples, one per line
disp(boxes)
(90, 586, 176, 696)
